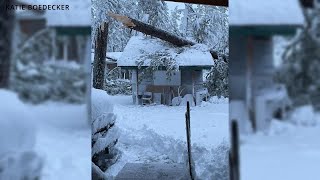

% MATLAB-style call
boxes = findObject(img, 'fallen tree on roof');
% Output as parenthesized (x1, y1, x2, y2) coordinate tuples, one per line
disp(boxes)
(108, 12, 227, 62)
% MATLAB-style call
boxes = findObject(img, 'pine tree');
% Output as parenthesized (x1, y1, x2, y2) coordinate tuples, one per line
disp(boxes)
(276, 6, 320, 102)
(92, 0, 133, 52)
(137, 0, 170, 30)
(170, 7, 182, 36)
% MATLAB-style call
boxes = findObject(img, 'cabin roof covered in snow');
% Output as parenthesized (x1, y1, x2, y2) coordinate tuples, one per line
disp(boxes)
(229, 0, 304, 26)
(118, 36, 214, 67)
(16, 0, 91, 27)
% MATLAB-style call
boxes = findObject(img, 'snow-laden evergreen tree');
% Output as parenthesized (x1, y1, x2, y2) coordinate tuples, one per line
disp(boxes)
(169, 6, 183, 36)
(92, 0, 135, 52)
(275, 6, 320, 104)
(137, 0, 171, 31)
(189, 5, 228, 54)
(179, 4, 193, 38)
(183, 5, 229, 97)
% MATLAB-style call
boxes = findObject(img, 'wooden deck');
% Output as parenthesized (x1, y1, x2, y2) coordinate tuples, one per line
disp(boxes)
(115, 163, 190, 180)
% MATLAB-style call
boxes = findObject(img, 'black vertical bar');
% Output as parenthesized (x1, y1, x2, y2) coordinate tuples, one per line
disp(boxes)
(230, 120, 240, 180)
(186, 101, 194, 180)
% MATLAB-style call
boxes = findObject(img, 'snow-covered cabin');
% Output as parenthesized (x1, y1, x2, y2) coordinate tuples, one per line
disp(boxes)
(15, 0, 91, 63)
(118, 36, 214, 106)
(229, 0, 305, 133)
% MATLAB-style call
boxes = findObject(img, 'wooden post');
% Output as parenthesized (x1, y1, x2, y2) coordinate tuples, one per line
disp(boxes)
(136, 68, 139, 105)
(230, 120, 240, 180)
(185, 101, 194, 180)
(93, 22, 108, 89)
(246, 36, 256, 132)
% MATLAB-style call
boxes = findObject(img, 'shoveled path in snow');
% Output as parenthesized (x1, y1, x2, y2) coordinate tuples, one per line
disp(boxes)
(29, 103, 91, 180)
(106, 95, 229, 179)
(241, 116, 320, 180)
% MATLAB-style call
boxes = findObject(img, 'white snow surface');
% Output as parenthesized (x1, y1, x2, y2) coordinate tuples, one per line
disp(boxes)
(241, 113, 320, 180)
(104, 95, 229, 179)
(118, 36, 214, 67)
(230, 0, 304, 26)
(0, 90, 90, 180)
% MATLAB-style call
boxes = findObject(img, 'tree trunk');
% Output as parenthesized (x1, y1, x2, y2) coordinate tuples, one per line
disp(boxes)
(93, 22, 108, 89)
(0, 1, 14, 88)
(108, 13, 226, 61)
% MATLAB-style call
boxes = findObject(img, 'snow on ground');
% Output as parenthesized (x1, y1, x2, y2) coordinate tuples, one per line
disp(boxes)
(241, 114, 320, 180)
(0, 90, 90, 180)
(105, 95, 229, 179)
(32, 103, 91, 180)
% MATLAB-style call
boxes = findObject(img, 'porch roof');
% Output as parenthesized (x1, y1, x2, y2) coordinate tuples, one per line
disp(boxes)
(230, 0, 304, 27)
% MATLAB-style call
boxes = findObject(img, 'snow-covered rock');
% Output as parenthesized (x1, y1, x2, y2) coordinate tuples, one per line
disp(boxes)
(172, 96, 182, 106)
(267, 119, 296, 136)
(180, 94, 195, 106)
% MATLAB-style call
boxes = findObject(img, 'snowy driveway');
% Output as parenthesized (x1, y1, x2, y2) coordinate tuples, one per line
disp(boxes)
(106, 96, 229, 179)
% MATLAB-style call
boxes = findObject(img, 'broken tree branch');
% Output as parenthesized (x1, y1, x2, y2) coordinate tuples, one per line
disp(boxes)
(108, 12, 227, 61)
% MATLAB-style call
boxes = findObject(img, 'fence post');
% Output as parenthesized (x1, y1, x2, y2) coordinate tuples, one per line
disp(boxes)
(185, 101, 194, 180)
(230, 120, 240, 180)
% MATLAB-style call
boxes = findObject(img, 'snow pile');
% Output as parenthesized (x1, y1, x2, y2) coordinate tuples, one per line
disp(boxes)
(267, 119, 296, 136)
(106, 95, 229, 179)
(0, 90, 42, 179)
(200, 96, 228, 107)
(108, 126, 229, 180)
(91, 88, 120, 172)
(91, 88, 114, 120)
(290, 105, 317, 126)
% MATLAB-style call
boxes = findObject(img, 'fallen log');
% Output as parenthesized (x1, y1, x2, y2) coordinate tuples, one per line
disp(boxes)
(109, 12, 226, 61)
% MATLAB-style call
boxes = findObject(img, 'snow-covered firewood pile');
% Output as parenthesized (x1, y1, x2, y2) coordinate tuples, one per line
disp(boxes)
(91, 88, 120, 174)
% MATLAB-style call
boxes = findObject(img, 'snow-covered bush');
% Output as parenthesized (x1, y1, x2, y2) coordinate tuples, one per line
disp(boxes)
(105, 79, 132, 95)
(267, 119, 296, 135)
(13, 62, 86, 104)
(11, 29, 86, 104)
(91, 88, 120, 172)
(105, 68, 132, 95)
(0, 90, 43, 179)
(275, 7, 320, 101)
(290, 105, 317, 126)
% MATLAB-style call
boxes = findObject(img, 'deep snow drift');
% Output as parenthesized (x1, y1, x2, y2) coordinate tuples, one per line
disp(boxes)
(104, 95, 229, 179)
(0, 90, 90, 179)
